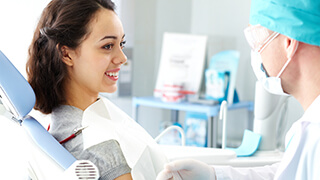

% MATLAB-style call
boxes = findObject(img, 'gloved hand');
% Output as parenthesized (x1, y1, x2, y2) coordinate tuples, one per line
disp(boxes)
(156, 159, 216, 180)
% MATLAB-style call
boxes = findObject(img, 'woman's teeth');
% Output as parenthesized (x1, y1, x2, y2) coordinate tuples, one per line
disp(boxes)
(106, 72, 119, 77)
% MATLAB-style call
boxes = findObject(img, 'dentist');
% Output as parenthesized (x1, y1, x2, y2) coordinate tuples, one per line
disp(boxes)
(157, 0, 320, 179)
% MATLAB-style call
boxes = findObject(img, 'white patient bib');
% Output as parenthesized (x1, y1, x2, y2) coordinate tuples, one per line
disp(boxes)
(81, 97, 168, 179)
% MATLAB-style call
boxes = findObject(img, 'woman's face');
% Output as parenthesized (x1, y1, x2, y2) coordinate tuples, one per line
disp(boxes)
(65, 9, 126, 97)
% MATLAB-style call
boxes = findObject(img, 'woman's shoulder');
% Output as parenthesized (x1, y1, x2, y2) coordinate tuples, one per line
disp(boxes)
(52, 105, 83, 120)
(50, 105, 84, 140)
(79, 139, 131, 179)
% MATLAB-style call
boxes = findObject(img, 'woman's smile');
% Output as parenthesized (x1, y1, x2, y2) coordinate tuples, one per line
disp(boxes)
(105, 68, 120, 81)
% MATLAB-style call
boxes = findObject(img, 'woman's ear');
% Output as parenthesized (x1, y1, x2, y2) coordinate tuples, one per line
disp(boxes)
(59, 45, 74, 67)
(284, 37, 299, 59)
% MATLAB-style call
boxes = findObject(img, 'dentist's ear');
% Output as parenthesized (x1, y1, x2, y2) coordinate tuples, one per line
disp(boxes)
(59, 45, 74, 67)
(285, 37, 299, 59)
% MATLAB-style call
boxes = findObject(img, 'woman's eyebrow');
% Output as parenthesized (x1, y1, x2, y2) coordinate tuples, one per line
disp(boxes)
(99, 36, 117, 41)
(99, 34, 126, 41)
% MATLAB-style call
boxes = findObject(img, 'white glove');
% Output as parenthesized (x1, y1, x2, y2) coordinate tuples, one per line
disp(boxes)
(156, 159, 216, 180)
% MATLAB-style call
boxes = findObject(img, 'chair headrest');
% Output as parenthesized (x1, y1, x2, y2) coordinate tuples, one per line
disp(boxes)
(0, 50, 35, 120)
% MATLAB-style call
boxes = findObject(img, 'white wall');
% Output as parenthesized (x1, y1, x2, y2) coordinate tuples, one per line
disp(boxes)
(113, 0, 135, 48)
(0, 0, 51, 77)
(191, 0, 255, 101)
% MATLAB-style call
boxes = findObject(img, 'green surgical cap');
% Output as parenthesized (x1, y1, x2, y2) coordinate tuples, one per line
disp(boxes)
(249, 0, 320, 46)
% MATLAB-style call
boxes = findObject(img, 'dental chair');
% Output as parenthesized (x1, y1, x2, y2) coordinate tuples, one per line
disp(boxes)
(0, 50, 99, 180)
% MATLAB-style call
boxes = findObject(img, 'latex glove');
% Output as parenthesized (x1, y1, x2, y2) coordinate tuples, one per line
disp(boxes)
(156, 159, 216, 180)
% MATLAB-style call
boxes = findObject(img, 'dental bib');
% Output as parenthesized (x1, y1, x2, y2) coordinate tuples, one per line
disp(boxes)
(81, 97, 168, 179)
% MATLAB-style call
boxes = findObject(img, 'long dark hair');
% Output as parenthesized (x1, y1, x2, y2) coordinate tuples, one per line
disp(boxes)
(26, 0, 115, 114)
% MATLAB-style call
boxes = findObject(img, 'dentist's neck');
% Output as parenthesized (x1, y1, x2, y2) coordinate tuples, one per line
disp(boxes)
(290, 44, 320, 110)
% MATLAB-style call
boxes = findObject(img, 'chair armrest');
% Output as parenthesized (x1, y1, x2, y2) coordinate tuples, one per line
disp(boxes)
(22, 116, 76, 170)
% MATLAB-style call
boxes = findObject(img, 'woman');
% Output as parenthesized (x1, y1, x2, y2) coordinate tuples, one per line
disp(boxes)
(27, 0, 167, 179)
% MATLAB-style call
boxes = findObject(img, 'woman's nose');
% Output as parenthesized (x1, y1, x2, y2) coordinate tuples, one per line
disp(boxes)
(113, 48, 127, 65)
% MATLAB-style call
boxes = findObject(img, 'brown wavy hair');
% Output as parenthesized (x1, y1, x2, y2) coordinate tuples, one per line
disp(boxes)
(26, 0, 115, 114)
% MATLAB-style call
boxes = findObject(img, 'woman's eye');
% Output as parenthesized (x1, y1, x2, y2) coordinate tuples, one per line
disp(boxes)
(103, 44, 114, 50)
(120, 41, 126, 49)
